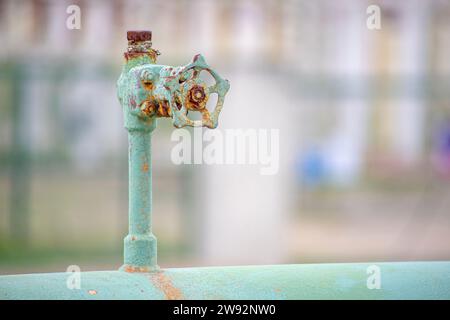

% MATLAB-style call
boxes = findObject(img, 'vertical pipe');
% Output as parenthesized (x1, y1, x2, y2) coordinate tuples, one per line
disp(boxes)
(122, 124, 158, 272)
(118, 31, 159, 272)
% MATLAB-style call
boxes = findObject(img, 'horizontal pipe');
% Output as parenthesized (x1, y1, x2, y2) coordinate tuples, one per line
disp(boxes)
(1, 261, 449, 300)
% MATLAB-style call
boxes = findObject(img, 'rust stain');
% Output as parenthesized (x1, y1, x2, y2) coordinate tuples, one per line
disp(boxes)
(124, 51, 158, 63)
(123, 265, 151, 273)
(141, 98, 172, 118)
(186, 84, 207, 111)
(150, 272, 184, 300)
(123, 265, 136, 273)
(127, 30, 152, 42)
(161, 100, 172, 117)
(141, 99, 158, 117)
(142, 80, 154, 91)
(142, 163, 149, 172)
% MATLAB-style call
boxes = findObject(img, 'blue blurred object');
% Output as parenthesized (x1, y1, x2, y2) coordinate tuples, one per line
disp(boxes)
(433, 118, 450, 176)
(297, 146, 326, 188)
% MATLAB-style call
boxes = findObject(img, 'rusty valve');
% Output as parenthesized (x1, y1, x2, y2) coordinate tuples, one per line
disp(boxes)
(169, 54, 230, 128)
(116, 31, 230, 271)
(118, 33, 230, 129)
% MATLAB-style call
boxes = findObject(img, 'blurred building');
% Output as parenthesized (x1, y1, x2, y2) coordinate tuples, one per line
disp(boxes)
(1, 0, 450, 273)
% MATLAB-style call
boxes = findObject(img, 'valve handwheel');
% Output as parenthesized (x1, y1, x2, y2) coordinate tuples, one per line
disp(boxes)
(169, 54, 230, 129)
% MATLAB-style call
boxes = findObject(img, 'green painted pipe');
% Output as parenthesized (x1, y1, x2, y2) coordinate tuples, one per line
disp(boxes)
(1, 262, 450, 300)
(122, 125, 158, 272)
(117, 31, 159, 273)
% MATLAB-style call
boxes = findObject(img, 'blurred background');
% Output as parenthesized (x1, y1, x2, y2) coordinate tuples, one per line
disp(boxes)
(1, 0, 450, 274)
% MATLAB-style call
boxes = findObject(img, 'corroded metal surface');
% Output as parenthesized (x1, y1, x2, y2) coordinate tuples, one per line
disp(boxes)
(116, 31, 229, 272)
(124, 30, 159, 63)
(117, 41, 230, 129)
(1, 262, 450, 300)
